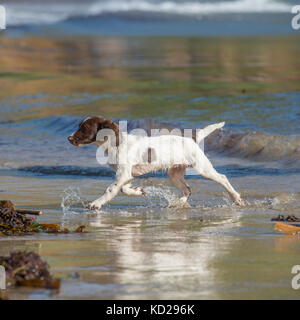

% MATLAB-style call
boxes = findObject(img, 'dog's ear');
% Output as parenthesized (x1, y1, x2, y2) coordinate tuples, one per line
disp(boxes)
(96, 117, 120, 146)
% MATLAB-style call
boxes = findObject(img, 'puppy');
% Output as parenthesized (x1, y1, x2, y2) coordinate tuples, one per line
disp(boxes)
(68, 116, 244, 210)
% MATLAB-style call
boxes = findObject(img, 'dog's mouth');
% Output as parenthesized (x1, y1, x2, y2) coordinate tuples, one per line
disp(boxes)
(68, 136, 94, 147)
(68, 136, 81, 146)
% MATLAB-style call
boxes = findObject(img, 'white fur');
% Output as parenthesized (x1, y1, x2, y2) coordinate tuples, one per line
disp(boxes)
(88, 121, 244, 210)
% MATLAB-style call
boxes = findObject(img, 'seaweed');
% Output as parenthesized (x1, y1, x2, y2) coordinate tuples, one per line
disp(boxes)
(0, 200, 87, 236)
(271, 215, 300, 222)
(38, 223, 86, 234)
(274, 222, 300, 235)
(0, 251, 60, 289)
(0, 200, 38, 235)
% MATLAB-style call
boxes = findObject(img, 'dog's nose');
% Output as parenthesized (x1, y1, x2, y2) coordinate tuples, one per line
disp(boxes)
(68, 135, 74, 142)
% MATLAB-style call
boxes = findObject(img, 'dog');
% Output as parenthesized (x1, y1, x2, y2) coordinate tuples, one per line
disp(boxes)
(68, 116, 244, 210)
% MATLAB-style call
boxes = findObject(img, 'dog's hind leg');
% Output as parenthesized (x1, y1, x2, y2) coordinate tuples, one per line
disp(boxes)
(121, 183, 146, 196)
(192, 153, 244, 206)
(168, 165, 191, 207)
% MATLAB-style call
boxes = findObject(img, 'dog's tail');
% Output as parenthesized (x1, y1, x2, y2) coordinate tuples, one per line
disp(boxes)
(196, 122, 225, 142)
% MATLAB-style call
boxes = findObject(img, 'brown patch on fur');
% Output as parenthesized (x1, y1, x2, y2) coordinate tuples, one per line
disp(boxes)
(100, 118, 120, 146)
(141, 148, 156, 164)
(148, 148, 152, 163)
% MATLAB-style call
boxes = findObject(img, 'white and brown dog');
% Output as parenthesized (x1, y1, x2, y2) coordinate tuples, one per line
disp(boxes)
(68, 116, 244, 210)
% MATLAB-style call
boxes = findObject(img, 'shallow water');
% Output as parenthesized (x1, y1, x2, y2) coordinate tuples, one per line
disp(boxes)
(0, 34, 300, 299)
(2, 173, 300, 299)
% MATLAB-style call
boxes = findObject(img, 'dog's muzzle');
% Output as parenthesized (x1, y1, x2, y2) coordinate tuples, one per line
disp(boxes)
(68, 135, 78, 146)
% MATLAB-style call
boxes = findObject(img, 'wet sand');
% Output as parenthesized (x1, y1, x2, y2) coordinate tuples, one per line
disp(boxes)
(1, 172, 300, 299)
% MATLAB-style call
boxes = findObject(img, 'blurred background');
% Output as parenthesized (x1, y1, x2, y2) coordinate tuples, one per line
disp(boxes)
(2, 0, 299, 36)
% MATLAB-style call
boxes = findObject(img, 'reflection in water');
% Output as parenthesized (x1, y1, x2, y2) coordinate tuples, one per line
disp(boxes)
(1, 36, 300, 91)
(108, 214, 240, 299)
(0, 167, 300, 299)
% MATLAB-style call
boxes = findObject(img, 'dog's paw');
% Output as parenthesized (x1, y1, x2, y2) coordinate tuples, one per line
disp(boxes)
(182, 202, 191, 208)
(87, 201, 102, 211)
(168, 197, 191, 208)
(235, 198, 245, 207)
(133, 187, 146, 196)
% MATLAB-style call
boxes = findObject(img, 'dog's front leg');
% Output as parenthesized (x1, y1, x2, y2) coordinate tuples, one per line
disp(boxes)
(88, 168, 132, 211)
(121, 183, 146, 196)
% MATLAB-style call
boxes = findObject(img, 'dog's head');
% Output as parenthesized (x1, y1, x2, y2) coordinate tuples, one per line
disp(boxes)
(68, 116, 119, 147)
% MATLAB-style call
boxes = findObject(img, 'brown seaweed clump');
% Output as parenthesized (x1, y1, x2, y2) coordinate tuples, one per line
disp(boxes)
(271, 215, 300, 222)
(0, 201, 36, 235)
(0, 251, 60, 289)
(0, 200, 87, 236)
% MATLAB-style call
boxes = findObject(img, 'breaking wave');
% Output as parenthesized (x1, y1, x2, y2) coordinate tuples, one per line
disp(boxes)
(206, 129, 300, 165)
(1, 115, 299, 177)
(5, 0, 292, 27)
(34, 116, 300, 165)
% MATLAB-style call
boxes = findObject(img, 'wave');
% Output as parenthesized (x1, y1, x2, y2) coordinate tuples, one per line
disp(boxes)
(62, 116, 300, 165)
(14, 165, 169, 177)
(206, 129, 300, 164)
(16, 165, 115, 177)
(13, 164, 300, 178)
(12, 115, 174, 137)
(5, 0, 292, 27)
(1, 115, 300, 174)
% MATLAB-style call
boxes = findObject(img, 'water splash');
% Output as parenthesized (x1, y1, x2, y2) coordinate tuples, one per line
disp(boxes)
(61, 187, 88, 215)
(144, 185, 184, 208)
(236, 192, 300, 215)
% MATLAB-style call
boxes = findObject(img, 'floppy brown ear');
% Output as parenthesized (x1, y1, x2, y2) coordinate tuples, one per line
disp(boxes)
(100, 119, 120, 146)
